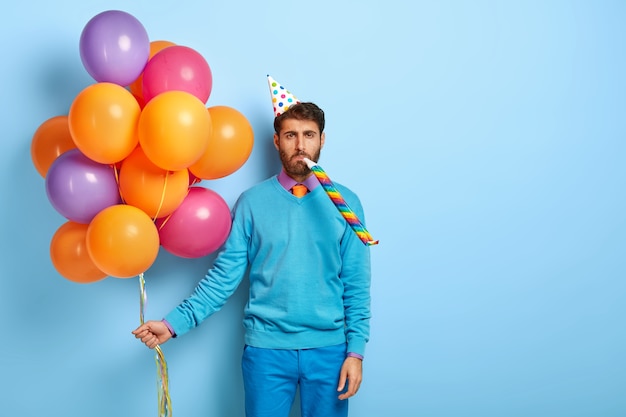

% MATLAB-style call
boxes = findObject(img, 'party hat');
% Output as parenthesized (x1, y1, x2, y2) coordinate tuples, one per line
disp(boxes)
(267, 75, 300, 117)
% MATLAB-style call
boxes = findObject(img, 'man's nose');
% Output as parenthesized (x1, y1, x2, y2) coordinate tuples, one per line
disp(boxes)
(295, 135, 305, 150)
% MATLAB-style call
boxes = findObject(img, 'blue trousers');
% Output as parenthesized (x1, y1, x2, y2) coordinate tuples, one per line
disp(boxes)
(242, 344, 349, 417)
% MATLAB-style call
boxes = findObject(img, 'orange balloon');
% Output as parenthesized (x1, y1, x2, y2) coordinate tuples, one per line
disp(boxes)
(50, 221, 107, 283)
(119, 146, 189, 218)
(31, 115, 76, 178)
(86, 204, 160, 278)
(68, 82, 141, 164)
(128, 40, 176, 105)
(189, 106, 254, 180)
(138, 90, 212, 171)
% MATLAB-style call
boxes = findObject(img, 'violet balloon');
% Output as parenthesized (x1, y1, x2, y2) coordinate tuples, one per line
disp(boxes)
(79, 10, 150, 86)
(157, 187, 231, 258)
(45, 149, 122, 224)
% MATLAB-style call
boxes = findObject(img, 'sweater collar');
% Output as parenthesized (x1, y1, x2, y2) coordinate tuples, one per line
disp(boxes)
(277, 169, 320, 192)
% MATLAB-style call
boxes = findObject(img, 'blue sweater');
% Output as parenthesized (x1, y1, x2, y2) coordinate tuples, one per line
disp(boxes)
(165, 175, 372, 355)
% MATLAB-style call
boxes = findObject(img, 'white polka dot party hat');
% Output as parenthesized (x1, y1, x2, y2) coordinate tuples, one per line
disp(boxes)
(267, 75, 300, 117)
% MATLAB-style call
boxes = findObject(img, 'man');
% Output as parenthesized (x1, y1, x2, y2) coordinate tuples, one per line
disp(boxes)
(133, 93, 372, 417)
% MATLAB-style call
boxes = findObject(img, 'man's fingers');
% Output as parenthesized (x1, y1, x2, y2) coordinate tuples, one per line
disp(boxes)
(141, 332, 156, 343)
(131, 323, 161, 350)
(338, 375, 362, 400)
(337, 372, 347, 392)
(131, 324, 149, 336)
(133, 329, 149, 339)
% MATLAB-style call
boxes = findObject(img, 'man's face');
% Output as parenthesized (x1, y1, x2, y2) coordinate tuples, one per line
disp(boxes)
(274, 118, 325, 179)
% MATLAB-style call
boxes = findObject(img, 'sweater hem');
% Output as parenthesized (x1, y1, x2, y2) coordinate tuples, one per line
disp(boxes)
(244, 328, 346, 350)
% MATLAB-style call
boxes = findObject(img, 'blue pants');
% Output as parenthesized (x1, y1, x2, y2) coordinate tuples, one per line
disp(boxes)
(242, 344, 349, 417)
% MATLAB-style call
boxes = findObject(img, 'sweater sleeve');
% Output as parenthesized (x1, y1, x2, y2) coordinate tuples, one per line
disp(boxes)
(164, 198, 250, 337)
(338, 190, 372, 356)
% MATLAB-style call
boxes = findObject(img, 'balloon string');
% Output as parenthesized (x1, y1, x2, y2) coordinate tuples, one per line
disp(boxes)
(112, 164, 126, 204)
(139, 273, 146, 325)
(156, 172, 198, 230)
(152, 171, 170, 221)
(155, 346, 172, 417)
(157, 213, 172, 231)
(139, 273, 173, 417)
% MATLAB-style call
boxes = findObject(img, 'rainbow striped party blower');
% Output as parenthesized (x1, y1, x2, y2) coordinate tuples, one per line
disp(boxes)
(303, 158, 379, 246)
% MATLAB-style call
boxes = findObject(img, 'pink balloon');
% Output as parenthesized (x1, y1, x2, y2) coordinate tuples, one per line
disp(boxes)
(142, 45, 213, 104)
(157, 187, 231, 258)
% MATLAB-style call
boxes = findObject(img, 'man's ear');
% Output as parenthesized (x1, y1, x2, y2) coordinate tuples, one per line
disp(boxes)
(320, 132, 326, 149)
(273, 133, 280, 150)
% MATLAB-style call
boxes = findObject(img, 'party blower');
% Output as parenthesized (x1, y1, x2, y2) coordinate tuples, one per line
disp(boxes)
(303, 158, 379, 246)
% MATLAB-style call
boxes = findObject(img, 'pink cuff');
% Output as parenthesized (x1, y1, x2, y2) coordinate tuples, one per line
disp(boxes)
(347, 352, 363, 360)
(162, 319, 176, 338)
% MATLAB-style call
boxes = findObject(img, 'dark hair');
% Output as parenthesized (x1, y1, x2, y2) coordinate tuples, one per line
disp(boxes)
(273, 102, 325, 134)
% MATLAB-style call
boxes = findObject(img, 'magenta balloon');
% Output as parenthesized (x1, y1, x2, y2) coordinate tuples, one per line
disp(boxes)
(157, 187, 231, 258)
(79, 10, 150, 86)
(45, 149, 122, 224)
(142, 45, 213, 104)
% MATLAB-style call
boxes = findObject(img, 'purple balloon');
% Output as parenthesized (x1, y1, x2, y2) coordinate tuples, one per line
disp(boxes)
(79, 10, 150, 86)
(45, 149, 122, 224)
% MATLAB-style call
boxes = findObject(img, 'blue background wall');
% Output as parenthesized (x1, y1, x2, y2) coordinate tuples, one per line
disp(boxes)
(1, 1, 625, 416)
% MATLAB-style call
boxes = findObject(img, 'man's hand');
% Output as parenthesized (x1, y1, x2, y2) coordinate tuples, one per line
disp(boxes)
(337, 356, 363, 400)
(132, 320, 172, 349)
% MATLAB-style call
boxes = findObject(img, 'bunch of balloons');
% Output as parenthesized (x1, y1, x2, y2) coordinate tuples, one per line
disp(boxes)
(31, 10, 255, 283)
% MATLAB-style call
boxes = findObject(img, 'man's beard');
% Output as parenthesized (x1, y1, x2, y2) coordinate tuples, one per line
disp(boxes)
(279, 150, 320, 177)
